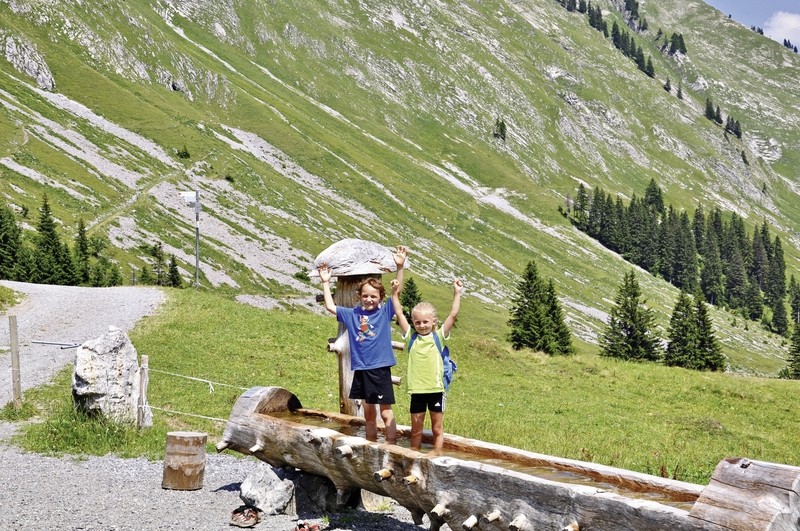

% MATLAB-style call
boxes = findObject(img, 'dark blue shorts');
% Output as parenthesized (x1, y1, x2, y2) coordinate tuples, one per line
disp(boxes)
(410, 392, 445, 414)
(350, 367, 395, 404)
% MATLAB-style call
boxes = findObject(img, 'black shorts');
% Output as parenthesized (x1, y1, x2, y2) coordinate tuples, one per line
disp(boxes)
(350, 367, 395, 404)
(409, 392, 446, 414)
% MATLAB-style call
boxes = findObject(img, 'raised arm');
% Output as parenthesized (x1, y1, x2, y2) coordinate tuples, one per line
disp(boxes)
(441, 279, 463, 336)
(393, 245, 407, 290)
(318, 264, 337, 315)
(391, 278, 410, 335)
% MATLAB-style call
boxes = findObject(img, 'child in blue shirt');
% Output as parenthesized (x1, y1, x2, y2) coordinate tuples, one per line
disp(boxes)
(319, 246, 407, 444)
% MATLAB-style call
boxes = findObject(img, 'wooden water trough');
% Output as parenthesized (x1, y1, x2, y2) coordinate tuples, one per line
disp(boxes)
(217, 386, 800, 531)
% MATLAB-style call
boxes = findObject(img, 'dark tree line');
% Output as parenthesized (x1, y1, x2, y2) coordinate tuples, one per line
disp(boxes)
(0, 196, 183, 288)
(556, 0, 655, 78)
(566, 179, 791, 335)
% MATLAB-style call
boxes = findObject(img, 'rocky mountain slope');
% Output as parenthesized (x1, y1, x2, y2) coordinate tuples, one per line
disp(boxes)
(1, 0, 798, 372)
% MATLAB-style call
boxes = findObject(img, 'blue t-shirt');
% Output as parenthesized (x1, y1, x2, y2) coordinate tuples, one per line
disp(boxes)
(336, 303, 397, 370)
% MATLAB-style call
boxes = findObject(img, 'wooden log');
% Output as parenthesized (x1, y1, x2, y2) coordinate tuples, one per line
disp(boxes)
(688, 457, 800, 530)
(220, 387, 746, 530)
(161, 431, 207, 490)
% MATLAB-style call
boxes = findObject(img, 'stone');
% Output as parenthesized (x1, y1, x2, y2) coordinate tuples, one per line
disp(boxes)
(72, 326, 142, 424)
(239, 462, 295, 515)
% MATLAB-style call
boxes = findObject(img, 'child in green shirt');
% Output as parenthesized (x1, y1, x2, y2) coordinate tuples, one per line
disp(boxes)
(391, 277, 462, 454)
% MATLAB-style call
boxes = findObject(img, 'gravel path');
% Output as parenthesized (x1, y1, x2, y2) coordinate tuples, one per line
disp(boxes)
(0, 281, 426, 530)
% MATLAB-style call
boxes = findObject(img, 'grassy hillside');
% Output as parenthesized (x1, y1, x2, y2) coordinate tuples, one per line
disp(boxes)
(1, 0, 799, 376)
(8, 288, 798, 485)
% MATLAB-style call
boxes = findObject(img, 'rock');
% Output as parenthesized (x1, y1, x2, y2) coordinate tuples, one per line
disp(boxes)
(239, 462, 295, 515)
(2, 34, 55, 90)
(313, 238, 408, 277)
(72, 326, 142, 424)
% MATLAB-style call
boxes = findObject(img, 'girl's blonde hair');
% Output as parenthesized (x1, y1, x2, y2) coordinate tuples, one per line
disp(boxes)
(411, 302, 437, 323)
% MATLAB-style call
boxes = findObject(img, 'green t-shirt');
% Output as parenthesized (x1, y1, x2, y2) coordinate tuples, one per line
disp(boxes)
(405, 330, 447, 394)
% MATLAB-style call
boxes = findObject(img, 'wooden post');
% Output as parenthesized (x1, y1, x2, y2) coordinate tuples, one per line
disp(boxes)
(9, 315, 21, 409)
(137, 355, 149, 429)
(332, 274, 378, 416)
(161, 431, 207, 490)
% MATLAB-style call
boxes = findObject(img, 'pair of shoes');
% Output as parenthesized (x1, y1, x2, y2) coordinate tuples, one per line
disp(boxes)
(230, 505, 261, 528)
(292, 520, 321, 531)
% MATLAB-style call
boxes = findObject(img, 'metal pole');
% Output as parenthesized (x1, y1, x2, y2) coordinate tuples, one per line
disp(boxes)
(194, 190, 200, 289)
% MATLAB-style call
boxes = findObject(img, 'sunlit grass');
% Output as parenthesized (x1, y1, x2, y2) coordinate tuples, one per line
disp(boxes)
(10, 289, 800, 484)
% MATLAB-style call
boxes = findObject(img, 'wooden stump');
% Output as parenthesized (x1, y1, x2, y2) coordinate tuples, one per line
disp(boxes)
(161, 431, 207, 490)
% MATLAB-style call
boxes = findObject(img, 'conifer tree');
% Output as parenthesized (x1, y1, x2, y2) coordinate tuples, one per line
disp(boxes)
(787, 325, 800, 379)
(74, 218, 91, 284)
(400, 276, 422, 323)
(694, 292, 725, 370)
(139, 265, 154, 285)
(168, 255, 183, 288)
(714, 105, 723, 125)
(772, 300, 789, 336)
(765, 236, 786, 306)
(704, 98, 715, 121)
(645, 56, 655, 78)
(32, 194, 76, 285)
(600, 270, 661, 361)
(509, 261, 572, 355)
(544, 279, 574, 355)
(509, 260, 548, 351)
(0, 204, 26, 281)
(744, 278, 763, 321)
(677, 82, 683, 100)
(572, 183, 590, 230)
(665, 291, 696, 368)
(663, 77, 671, 92)
(788, 274, 800, 324)
(700, 235, 725, 305)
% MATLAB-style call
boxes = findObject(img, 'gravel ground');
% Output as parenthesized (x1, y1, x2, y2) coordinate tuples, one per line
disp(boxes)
(0, 281, 427, 531)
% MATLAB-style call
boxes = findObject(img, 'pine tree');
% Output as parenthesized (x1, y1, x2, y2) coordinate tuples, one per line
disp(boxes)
(665, 291, 696, 368)
(677, 82, 683, 100)
(787, 325, 800, 379)
(788, 275, 800, 324)
(765, 236, 786, 307)
(139, 265, 154, 285)
(714, 105, 723, 125)
(168, 255, 183, 288)
(509, 260, 548, 351)
(694, 293, 725, 370)
(704, 98, 715, 120)
(32, 194, 76, 285)
(74, 218, 91, 284)
(663, 77, 671, 92)
(150, 242, 167, 286)
(772, 300, 789, 336)
(400, 276, 422, 323)
(645, 56, 655, 78)
(509, 261, 572, 355)
(700, 235, 725, 305)
(600, 270, 661, 361)
(0, 204, 25, 280)
(572, 183, 590, 230)
(544, 279, 574, 355)
(744, 278, 763, 321)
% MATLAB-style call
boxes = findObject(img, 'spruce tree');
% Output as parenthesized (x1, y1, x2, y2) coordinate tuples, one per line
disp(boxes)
(509, 260, 572, 355)
(509, 260, 547, 351)
(400, 276, 422, 323)
(32, 194, 76, 285)
(665, 291, 696, 368)
(700, 235, 725, 305)
(772, 300, 789, 337)
(694, 293, 725, 370)
(544, 279, 574, 355)
(600, 270, 661, 361)
(0, 204, 24, 280)
(168, 255, 183, 288)
(788, 275, 800, 324)
(765, 236, 786, 306)
(74, 218, 91, 284)
(787, 325, 800, 379)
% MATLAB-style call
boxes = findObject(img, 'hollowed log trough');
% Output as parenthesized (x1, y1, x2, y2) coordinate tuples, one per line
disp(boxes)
(218, 386, 800, 530)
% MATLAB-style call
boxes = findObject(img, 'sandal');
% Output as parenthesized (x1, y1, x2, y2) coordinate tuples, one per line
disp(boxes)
(230, 505, 261, 528)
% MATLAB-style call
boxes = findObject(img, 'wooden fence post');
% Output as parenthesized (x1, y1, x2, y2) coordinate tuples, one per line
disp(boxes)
(9, 315, 21, 409)
(137, 355, 149, 429)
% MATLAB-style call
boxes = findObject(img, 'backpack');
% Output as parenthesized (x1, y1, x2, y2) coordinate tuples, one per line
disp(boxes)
(408, 331, 457, 391)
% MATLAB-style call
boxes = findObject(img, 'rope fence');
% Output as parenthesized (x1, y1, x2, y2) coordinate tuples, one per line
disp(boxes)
(138, 358, 251, 428)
